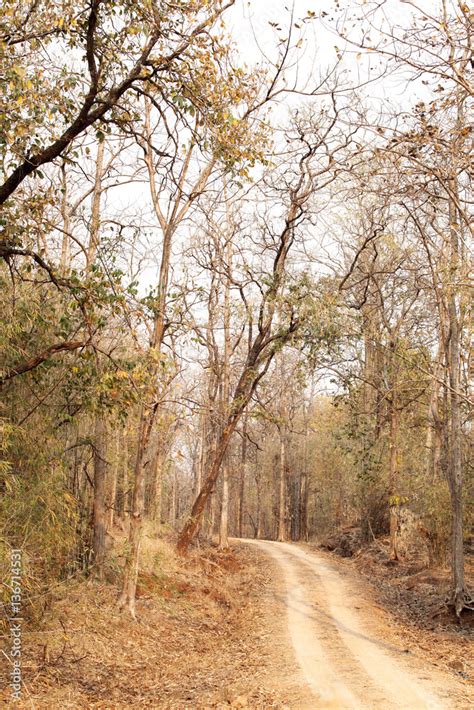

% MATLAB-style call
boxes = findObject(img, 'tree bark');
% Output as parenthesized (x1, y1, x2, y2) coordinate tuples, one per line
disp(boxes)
(277, 423, 287, 542)
(388, 397, 399, 561)
(237, 416, 248, 538)
(426, 363, 443, 484)
(299, 472, 308, 542)
(92, 416, 108, 576)
(121, 429, 130, 521)
(300, 404, 310, 541)
(86, 139, 105, 268)
(195, 412, 206, 498)
(107, 427, 120, 531)
(149, 449, 163, 524)
(219, 461, 230, 548)
(255, 450, 262, 539)
(118, 409, 153, 618)
(59, 161, 71, 274)
(88, 140, 108, 576)
(446, 187, 465, 615)
(167, 465, 175, 525)
(219, 233, 232, 550)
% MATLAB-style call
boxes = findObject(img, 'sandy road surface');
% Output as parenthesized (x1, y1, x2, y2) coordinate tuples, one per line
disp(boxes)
(242, 539, 472, 710)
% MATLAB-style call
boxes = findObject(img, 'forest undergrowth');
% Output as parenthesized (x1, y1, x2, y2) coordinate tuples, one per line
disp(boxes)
(0, 529, 305, 709)
(2, 526, 472, 708)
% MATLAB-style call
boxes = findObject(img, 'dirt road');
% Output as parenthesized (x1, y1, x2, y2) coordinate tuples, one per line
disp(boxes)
(243, 539, 472, 710)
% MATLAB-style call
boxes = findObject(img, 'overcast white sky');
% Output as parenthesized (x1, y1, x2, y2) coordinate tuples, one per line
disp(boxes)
(117, 0, 434, 299)
(226, 0, 436, 105)
(228, 0, 341, 96)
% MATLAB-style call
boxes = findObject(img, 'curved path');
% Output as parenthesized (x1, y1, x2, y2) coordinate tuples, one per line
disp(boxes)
(242, 539, 471, 710)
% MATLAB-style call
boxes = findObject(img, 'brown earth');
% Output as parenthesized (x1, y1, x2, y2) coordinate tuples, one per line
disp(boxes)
(0, 533, 311, 709)
(313, 531, 474, 686)
(1, 531, 472, 708)
(246, 539, 473, 709)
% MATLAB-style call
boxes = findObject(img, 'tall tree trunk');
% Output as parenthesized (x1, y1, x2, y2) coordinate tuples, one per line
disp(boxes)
(219, 461, 230, 548)
(88, 140, 108, 574)
(204, 418, 218, 541)
(299, 472, 308, 542)
(426, 365, 443, 484)
(173, 465, 180, 526)
(255, 449, 262, 539)
(107, 428, 120, 531)
(388, 392, 399, 560)
(86, 139, 105, 269)
(208, 491, 217, 541)
(121, 428, 130, 522)
(149, 450, 163, 524)
(237, 415, 248, 538)
(277, 423, 286, 542)
(118, 408, 153, 617)
(219, 227, 232, 549)
(300, 405, 310, 541)
(92, 416, 108, 576)
(195, 412, 206, 497)
(447, 308, 465, 614)
(446, 185, 465, 615)
(256, 479, 262, 539)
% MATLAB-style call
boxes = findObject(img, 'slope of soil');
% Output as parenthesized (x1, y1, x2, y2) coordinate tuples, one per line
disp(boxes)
(0, 534, 309, 709)
(247, 539, 474, 709)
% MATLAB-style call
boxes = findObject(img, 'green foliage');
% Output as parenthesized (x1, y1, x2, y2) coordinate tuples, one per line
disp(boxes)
(287, 273, 345, 363)
(0, 424, 79, 619)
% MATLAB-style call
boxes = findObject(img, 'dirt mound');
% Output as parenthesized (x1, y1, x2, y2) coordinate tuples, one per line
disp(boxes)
(353, 537, 474, 630)
(319, 526, 363, 557)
